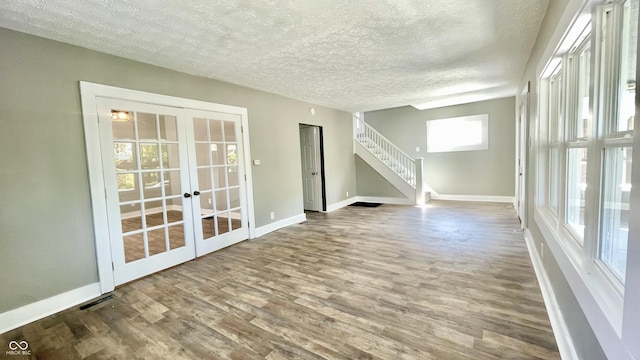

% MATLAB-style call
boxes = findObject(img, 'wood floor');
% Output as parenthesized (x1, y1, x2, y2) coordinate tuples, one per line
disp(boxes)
(0, 201, 559, 359)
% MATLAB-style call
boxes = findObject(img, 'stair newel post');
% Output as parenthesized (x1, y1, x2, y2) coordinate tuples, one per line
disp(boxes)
(415, 157, 425, 204)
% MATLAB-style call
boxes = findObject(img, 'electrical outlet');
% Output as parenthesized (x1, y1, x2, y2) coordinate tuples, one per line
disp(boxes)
(346, 191, 349, 197)
(270, 211, 275, 220)
(208, 198, 212, 205)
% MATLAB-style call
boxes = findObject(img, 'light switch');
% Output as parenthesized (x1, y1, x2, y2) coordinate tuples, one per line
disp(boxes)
(253, 159, 261, 166)
(416, 146, 420, 152)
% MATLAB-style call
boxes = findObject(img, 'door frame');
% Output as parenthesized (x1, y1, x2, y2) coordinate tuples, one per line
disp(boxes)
(80, 81, 255, 294)
(516, 81, 530, 229)
(299, 124, 327, 212)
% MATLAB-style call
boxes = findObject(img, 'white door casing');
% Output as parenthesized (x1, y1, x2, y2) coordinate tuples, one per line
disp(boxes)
(80, 82, 255, 293)
(300, 126, 322, 211)
(517, 83, 530, 228)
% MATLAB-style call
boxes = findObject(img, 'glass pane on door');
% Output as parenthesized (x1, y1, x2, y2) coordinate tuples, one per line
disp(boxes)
(168, 224, 186, 250)
(147, 228, 168, 257)
(202, 216, 216, 239)
(123, 233, 145, 263)
(159, 116, 178, 141)
(218, 214, 231, 235)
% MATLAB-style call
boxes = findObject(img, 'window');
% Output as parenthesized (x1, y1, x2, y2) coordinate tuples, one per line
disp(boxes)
(596, 0, 636, 283)
(565, 35, 591, 241)
(535, 0, 639, 354)
(540, 0, 636, 284)
(426, 114, 488, 153)
(548, 69, 563, 213)
(566, 147, 588, 237)
(599, 147, 632, 280)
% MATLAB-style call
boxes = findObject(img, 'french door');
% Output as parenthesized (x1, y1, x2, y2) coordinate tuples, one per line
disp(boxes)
(96, 97, 248, 285)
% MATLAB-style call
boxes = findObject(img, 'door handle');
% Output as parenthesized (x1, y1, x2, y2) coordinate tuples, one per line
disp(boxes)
(193, 191, 201, 196)
(184, 193, 192, 198)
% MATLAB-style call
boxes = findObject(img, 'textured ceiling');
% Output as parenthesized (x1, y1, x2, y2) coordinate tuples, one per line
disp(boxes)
(0, 0, 550, 112)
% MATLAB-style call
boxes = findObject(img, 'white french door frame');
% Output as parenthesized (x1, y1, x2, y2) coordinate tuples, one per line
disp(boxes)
(80, 82, 255, 294)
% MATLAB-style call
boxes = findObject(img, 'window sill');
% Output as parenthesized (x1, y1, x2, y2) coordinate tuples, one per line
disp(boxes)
(535, 207, 624, 336)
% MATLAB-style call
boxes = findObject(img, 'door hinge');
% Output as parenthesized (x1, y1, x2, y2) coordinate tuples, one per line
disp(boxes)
(244, 174, 247, 181)
(111, 262, 114, 271)
(241, 126, 244, 133)
(104, 188, 107, 199)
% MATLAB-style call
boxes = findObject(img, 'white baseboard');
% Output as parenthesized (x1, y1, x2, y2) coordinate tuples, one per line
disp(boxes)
(254, 213, 307, 238)
(0, 282, 102, 335)
(524, 230, 579, 360)
(430, 194, 515, 203)
(355, 196, 414, 205)
(326, 197, 358, 212)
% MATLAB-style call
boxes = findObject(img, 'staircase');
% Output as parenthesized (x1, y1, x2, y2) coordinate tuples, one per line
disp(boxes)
(353, 114, 427, 205)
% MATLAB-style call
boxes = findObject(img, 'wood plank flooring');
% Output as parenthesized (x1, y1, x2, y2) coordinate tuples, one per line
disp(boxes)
(0, 201, 559, 359)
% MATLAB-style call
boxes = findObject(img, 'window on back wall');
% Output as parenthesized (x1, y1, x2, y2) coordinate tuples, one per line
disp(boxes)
(426, 114, 489, 153)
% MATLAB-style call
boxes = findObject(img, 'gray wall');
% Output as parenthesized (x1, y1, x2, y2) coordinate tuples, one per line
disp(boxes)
(355, 156, 404, 198)
(363, 97, 516, 197)
(0, 27, 356, 314)
(516, 0, 607, 358)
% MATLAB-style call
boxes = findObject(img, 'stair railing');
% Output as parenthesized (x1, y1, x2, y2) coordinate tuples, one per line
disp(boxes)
(354, 115, 417, 188)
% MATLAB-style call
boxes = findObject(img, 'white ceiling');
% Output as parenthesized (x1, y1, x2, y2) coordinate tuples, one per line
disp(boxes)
(0, 0, 550, 112)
